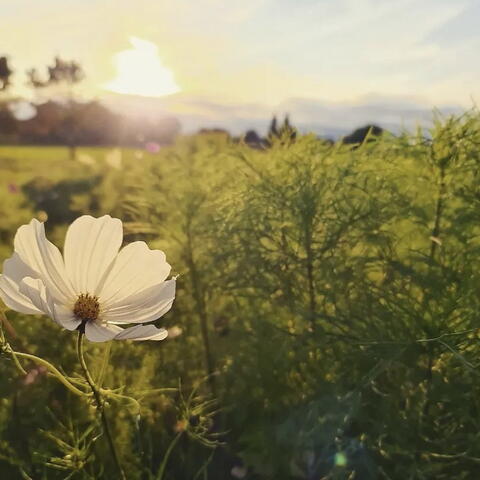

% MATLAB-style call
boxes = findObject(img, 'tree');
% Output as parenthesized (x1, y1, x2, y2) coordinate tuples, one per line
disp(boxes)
(244, 129, 265, 149)
(278, 114, 297, 142)
(342, 124, 384, 146)
(25, 68, 44, 89)
(47, 57, 83, 85)
(0, 56, 17, 142)
(27, 56, 85, 159)
(26, 56, 84, 90)
(267, 114, 297, 146)
(268, 115, 278, 138)
(0, 56, 13, 91)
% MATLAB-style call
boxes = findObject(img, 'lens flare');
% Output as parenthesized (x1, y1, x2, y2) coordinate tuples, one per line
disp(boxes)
(104, 36, 180, 98)
(334, 452, 347, 467)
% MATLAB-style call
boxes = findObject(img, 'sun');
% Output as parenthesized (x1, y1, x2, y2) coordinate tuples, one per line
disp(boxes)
(104, 36, 180, 97)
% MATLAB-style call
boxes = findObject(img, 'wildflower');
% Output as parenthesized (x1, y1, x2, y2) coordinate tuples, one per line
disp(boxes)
(22, 365, 47, 386)
(0, 215, 175, 342)
(145, 142, 160, 153)
(7, 183, 19, 194)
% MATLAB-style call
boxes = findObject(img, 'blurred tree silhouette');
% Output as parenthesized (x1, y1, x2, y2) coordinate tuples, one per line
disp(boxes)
(26, 56, 84, 90)
(27, 57, 85, 159)
(267, 114, 297, 146)
(47, 57, 84, 85)
(268, 115, 278, 137)
(0, 106, 17, 141)
(342, 124, 384, 147)
(0, 56, 13, 91)
(244, 129, 266, 149)
(25, 67, 44, 89)
(0, 56, 16, 143)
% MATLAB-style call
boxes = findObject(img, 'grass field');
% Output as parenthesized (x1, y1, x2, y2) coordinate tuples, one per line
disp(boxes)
(2, 113, 480, 479)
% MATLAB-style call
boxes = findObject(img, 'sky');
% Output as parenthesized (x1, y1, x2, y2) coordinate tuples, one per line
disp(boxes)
(1, 0, 480, 135)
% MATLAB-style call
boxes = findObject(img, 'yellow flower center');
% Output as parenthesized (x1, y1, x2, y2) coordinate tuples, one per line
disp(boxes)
(73, 293, 100, 323)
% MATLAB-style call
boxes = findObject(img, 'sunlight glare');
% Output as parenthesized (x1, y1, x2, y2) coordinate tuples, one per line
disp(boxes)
(104, 36, 180, 97)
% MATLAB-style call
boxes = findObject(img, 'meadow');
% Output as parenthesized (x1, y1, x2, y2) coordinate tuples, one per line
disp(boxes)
(2, 110, 480, 479)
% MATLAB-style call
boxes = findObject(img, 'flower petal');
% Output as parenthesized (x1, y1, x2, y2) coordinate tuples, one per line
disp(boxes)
(3, 252, 39, 283)
(102, 278, 176, 325)
(51, 303, 82, 331)
(18, 277, 81, 331)
(0, 254, 43, 314)
(85, 322, 122, 342)
(19, 277, 52, 316)
(98, 241, 171, 308)
(0, 276, 42, 314)
(14, 219, 75, 303)
(63, 215, 123, 296)
(115, 324, 168, 341)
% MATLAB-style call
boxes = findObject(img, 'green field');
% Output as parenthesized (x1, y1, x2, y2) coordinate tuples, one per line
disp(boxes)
(2, 112, 480, 479)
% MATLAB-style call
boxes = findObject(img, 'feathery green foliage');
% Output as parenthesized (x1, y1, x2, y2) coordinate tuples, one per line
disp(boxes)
(2, 110, 480, 478)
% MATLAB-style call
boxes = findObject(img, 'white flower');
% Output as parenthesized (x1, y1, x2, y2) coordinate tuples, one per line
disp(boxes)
(0, 215, 176, 342)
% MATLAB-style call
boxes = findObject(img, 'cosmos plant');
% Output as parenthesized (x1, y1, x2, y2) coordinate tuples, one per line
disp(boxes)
(0, 215, 179, 478)
(0, 215, 176, 341)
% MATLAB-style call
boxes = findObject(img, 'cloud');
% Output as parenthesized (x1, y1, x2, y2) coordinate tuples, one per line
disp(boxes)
(4, 0, 479, 107)
(422, 1, 480, 46)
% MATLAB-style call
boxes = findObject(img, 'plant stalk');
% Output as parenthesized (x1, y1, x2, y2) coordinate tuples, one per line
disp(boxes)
(76, 331, 126, 480)
(156, 431, 183, 480)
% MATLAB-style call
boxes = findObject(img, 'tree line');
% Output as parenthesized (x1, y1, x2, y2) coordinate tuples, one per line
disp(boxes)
(0, 55, 180, 152)
(0, 54, 385, 150)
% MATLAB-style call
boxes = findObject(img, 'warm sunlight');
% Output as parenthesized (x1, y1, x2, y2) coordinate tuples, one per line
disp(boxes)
(103, 36, 180, 97)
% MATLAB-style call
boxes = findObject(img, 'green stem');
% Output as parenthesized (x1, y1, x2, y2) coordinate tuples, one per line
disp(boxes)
(13, 351, 88, 396)
(0, 313, 26, 375)
(96, 341, 111, 385)
(193, 449, 215, 480)
(422, 163, 447, 417)
(104, 391, 141, 415)
(156, 431, 183, 480)
(429, 164, 446, 260)
(76, 332, 126, 480)
(305, 228, 316, 332)
(11, 354, 27, 376)
(1, 313, 87, 394)
(185, 224, 216, 395)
